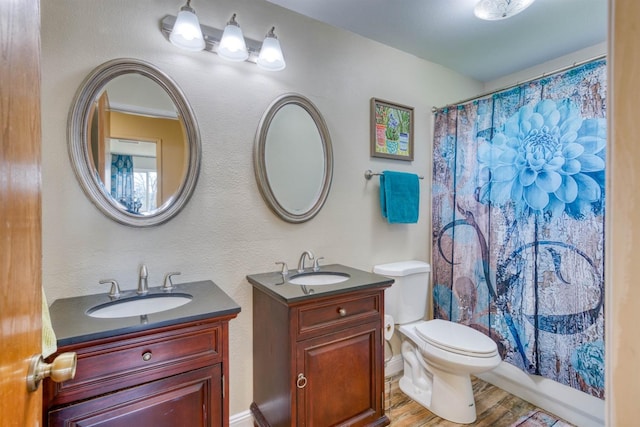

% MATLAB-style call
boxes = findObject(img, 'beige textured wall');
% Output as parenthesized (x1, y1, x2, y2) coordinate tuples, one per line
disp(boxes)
(607, 0, 640, 424)
(484, 42, 607, 93)
(40, 0, 482, 415)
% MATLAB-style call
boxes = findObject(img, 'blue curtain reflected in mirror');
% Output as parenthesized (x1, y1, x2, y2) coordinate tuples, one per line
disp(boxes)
(110, 154, 140, 213)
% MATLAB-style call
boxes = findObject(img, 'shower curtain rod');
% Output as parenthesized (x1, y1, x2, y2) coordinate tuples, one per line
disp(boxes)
(431, 54, 607, 113)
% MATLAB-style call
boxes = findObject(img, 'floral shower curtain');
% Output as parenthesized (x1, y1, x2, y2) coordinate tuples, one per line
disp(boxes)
(431, 59, 606, 398)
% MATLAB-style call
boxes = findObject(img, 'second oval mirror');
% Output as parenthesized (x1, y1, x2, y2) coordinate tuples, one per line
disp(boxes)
(254, 94, 333, 223)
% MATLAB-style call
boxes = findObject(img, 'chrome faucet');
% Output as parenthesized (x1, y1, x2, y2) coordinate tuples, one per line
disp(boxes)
(137, 264, 149, 295)
(162, 271, 181, 291)
(297, 251, 315, 273)
(100, 279, 121, 299)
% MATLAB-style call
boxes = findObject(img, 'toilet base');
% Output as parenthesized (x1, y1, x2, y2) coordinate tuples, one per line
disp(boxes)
(398, 368, 477, 424)
(399, 368, 477, 424)
(399, 338, 479, 424)
(398, 375, 432, 409)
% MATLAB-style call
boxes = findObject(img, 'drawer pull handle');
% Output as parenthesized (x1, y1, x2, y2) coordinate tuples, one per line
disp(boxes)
(142, 351, 152, 362)
(338, 308, 347, 317)
(296, 373, 307, 389)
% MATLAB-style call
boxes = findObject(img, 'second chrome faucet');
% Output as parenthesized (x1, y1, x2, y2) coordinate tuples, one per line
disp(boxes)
(297, 251, 314, 273)
(137, 264, 149, 295)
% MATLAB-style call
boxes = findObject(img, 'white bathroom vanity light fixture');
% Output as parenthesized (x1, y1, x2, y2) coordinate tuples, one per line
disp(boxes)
(257, 27, 286, 71)
(217, 13, 249, 62)
(161, 2, 286, 70)
(474, 0, 536, 20)
(168, 0, 205, 51)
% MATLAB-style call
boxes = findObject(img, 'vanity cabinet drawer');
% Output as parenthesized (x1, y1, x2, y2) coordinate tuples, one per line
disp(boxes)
(295, 292, 381, 339)
(48, 365, 222, 427)
(47, 321, 221, 406)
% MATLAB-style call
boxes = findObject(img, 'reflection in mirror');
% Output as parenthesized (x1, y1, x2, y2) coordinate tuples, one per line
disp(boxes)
(69, 58, 200, 227)
(105, 139, 160, 214)
(254, 93, 333, 223)
(87, 73, 186, 215)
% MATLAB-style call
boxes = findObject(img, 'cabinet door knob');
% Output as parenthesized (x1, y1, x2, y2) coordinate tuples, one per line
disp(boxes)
(142, 351, 152, 362)
(296, 373, 307, 389)
(338, 307, 347, 317)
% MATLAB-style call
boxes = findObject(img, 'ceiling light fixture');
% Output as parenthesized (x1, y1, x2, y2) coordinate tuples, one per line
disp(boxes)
(474, 0, 536, 20)
(161, 2, 286, 71)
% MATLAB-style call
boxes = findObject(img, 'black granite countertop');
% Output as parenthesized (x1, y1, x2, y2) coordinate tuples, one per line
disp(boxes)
(246, 263, 394, 304)
(48, 280, 241, 347)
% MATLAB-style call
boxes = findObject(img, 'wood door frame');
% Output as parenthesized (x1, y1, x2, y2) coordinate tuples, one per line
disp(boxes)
(605, 0, 640, 424)
(0, 0, 43, 425)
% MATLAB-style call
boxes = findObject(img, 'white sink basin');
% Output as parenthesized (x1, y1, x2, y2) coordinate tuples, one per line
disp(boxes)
(288, 272, 350, 286)
(87, 293, 193, 318)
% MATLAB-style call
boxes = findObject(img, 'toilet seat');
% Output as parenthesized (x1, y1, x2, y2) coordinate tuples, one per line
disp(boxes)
(415, 319, 498, 358)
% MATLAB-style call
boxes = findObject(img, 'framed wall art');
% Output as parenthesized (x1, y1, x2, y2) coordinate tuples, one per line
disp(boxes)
(370, 98, 414, 161)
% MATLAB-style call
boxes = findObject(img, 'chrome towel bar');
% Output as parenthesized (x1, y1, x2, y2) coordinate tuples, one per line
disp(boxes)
(364, 169, 424, 180)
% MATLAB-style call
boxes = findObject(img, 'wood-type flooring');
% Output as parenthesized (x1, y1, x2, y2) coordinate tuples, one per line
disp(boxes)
(385, 375, 574, 427)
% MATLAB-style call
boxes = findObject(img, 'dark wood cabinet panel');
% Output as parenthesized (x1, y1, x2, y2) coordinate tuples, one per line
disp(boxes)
(296, 322, 382, 427)
(251, 287, 390, 427)
(45, 321, 222, 407)
(296, 292, 381, 339)
(48, 365, 221, 427)
(43, 316, 235, 427)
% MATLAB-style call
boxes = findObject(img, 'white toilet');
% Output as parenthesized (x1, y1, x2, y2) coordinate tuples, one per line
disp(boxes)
(374, 261, 501, 424)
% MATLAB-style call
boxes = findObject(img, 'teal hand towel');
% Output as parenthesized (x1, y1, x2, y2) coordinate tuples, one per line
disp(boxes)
(380, 171, 420, 223)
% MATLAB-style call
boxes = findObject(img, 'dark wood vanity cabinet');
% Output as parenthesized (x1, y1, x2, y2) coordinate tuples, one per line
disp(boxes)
(43, 316, 235, 427)
(251, 286, 390, 427)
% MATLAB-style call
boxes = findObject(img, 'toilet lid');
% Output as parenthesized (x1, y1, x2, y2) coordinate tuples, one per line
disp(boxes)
(415, 319, 498, 357)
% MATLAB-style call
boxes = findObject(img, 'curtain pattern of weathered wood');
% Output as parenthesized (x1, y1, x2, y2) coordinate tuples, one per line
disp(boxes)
(432, 59, 606, 398)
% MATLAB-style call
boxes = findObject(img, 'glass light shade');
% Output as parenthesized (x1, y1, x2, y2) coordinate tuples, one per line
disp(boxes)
(218, 22, 249, 61)
(169, 6, 205, 51)
(257, 32, 286, 71)
(474, 0, 536, 20)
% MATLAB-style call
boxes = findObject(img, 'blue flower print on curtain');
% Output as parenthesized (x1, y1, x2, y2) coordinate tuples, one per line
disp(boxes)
(477, 99, 606, 220)
(571, 340, 605, 390)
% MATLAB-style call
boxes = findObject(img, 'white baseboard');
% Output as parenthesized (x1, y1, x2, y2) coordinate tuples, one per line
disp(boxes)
(230, 409, 254, 427)
(235, 357, 605, 426)
(477, 362, 604, 427)
(381, 355, 603, 427)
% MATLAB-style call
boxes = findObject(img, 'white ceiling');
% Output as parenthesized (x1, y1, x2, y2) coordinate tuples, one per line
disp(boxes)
(265, 0, 607, 82)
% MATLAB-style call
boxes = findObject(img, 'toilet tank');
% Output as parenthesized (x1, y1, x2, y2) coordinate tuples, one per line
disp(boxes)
(374, 261, 431, 325)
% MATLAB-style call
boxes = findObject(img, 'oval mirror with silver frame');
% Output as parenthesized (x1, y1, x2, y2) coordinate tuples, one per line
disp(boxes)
(254, 93, 333, 223)
(68, 58, 201, 227)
